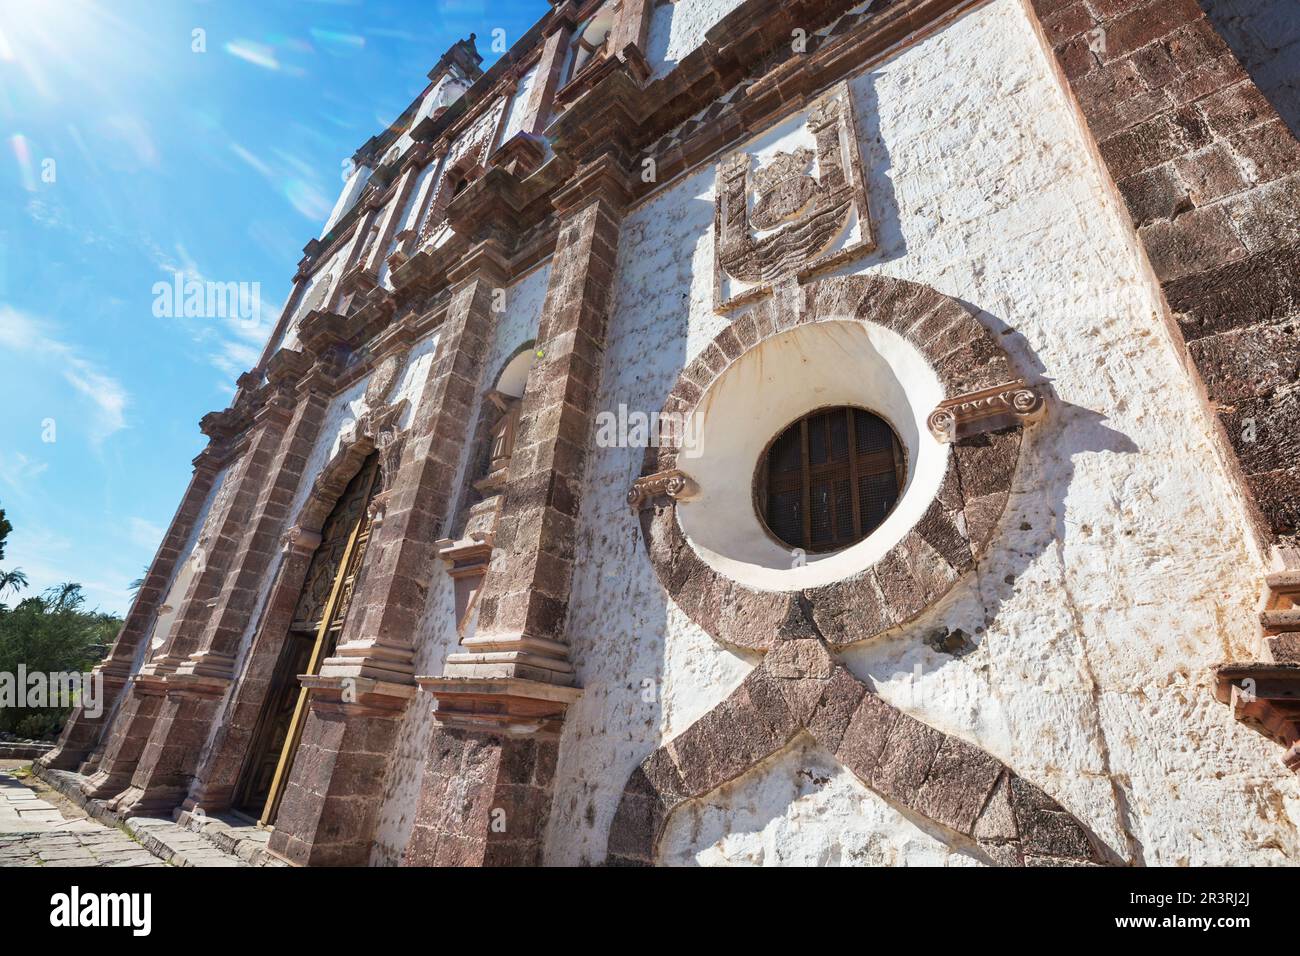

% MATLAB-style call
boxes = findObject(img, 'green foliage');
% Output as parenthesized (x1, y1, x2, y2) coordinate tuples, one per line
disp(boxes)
(0, 507, 10, 562)
(0, 584, 122, 739)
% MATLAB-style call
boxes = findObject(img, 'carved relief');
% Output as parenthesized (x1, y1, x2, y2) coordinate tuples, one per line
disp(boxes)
(927, 380, 1046, 442)
(713, 82, 873, 312)
(627, 469, 699, 511)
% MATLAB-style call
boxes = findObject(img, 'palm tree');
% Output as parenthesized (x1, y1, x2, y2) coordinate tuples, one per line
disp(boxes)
(0, 568, 27, 599)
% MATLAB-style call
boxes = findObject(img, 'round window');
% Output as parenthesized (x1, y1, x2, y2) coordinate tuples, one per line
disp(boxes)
(756, 406, 905, 553)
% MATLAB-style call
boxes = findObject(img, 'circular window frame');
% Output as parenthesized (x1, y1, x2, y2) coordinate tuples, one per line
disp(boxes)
(751, 403, 909, 556)
(633, 273, 1031, 652)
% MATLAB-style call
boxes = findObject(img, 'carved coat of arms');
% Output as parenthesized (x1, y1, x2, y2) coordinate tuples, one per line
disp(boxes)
(713, 82, 873, 311)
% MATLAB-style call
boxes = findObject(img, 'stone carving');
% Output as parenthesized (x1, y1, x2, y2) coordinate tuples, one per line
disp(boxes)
(627, 469, 698, 511)
(927, 380, 1046, 442)
(713, 82, 872, 312)
(750, 147, 818, 228)
(365, 352, 406, 408)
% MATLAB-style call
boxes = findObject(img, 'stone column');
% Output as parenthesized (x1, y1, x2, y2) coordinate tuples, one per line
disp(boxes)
(38, 452, 222, 773)
(110, 352, 327, 815)
(408, 155, 630, 866)
(266, 241, 508, 865)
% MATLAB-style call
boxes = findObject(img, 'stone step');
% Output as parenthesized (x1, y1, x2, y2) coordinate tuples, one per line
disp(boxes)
(24, 764, 253, 867)
(174, 809, 288, 867)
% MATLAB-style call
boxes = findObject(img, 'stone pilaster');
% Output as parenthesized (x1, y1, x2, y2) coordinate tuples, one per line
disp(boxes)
(520, 10, 577, 136)
(609, 0, 654, 63)
(444, 156, 629, 684)
(86, 378, 296, 805)
(410, 155, 630, 866)
(267, 241, 507, 863)
(181, 523, 322, 814)
(266, 678, 414, 866)
(317, 242, 509, 686)
(110, 353, 326, 816)
(39, 452, 222, 773)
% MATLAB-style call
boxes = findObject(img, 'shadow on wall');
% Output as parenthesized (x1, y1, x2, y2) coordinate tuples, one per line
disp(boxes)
(854, 71, 909, 266)
(864, 303, 1141, 690)
(1199, 0, 1300, 138)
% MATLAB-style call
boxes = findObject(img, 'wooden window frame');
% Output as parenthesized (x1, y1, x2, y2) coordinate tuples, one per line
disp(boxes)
(753, 405, 906, 554)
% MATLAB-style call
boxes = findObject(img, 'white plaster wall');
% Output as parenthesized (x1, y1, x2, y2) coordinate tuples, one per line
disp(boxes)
(323, 163, 372, 237)
(369, 264, 551, 865)
(544, 0, 1298, 866)
(500, 64, 540, 144)
(645, 0, 749, 80)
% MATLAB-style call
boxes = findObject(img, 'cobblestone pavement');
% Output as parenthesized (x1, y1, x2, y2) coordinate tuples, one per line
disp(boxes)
(0, 767, 165, 867)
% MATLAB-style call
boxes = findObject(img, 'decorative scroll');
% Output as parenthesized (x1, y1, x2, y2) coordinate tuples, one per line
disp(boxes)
(627, 469, 698, 511)
(927, 381, 1045, 443)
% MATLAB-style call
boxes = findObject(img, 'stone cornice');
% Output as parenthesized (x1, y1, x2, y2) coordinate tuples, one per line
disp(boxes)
(240, 0, 980, 438)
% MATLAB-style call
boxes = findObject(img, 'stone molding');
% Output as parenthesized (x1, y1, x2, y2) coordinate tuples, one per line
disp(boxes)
(927, 380, 1047, 442)
(606, 637, 1107, 866)
(640, 273, 1037, 652)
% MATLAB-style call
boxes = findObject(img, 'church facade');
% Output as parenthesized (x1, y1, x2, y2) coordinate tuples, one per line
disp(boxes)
(41, 0, 1300, 865)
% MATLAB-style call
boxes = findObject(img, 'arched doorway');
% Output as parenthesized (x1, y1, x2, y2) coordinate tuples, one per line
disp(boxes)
(233, 451, 381, 823)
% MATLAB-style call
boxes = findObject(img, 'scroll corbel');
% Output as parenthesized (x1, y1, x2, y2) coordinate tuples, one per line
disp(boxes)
(927, 380, 1045, 443)
(627, 469, 699, 512)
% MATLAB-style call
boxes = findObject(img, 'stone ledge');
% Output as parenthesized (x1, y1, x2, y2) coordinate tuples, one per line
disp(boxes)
(31, 762, 266, 866)
(0, 742, 53, 760)
(174, 809, 290, 867)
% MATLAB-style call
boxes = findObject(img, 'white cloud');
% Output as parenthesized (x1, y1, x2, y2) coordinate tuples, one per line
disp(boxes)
(127, 516, 164, 549)
(0, 305, 129, 441)
(0, 451, 50, 495)
(144, 242, 279, 382)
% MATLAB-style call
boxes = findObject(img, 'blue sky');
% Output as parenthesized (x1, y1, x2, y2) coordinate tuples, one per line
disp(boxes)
(0, 0, 547, 615)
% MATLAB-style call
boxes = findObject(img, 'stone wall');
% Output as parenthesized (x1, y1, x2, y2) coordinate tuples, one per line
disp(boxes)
(1032, 0, 1300, 547)
(1200, 0, 1300, 138)
(540, 0, 1299, 866)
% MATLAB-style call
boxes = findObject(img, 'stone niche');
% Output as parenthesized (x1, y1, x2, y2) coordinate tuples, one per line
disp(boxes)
(436, 347, 535, 631)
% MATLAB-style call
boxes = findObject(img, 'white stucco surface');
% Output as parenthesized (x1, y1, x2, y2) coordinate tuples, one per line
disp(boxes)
(645, 0, 749, 80)
(536, 0, 1296, 866)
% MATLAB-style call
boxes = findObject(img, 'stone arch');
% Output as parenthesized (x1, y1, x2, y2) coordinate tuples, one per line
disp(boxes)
(635, 273, 1042, 652)
(605, 640, 1108, 867)
(296, 433, 380, 536)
